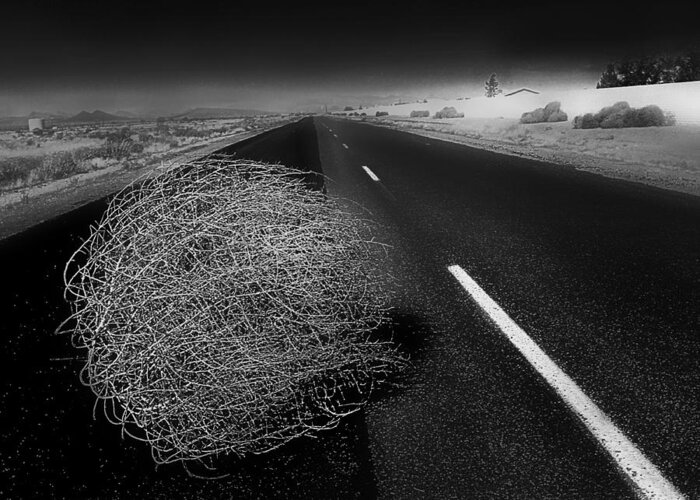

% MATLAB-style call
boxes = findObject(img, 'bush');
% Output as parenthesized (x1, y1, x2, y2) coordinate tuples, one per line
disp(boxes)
(60, 158, 404, 465)
(594, 101, 630, 124)
(574, 113, 598, 129)
(543, 101, 560, 116)
(664, 111, 677, 126)
(574, 102, 674, 129)
(0, 157, 40, 189)
(96, 138, 136, 159)
(376, 111, 389, 117)
(520, 108, 547, 124)
(547, 110, 568, 122)
(600, 112, 627, 129)
(520, 101, 568, 124)
(410, 110, 430, 118)
(32, 152, 81, 183)
(434, 107, 464, 119)
(634, 105, 666, 127)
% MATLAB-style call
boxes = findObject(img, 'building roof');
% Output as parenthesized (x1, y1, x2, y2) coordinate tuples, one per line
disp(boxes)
(504, 88, 540, 96)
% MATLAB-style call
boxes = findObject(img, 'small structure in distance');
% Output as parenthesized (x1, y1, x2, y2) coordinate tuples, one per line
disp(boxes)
(504, 88, 540, 97)
(28, 118, 45, 131)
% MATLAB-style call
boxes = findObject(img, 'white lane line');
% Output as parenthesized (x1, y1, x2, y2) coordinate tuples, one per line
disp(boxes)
(342, 143, 349, 149)
(333, 134, 338, 138)
(362, 166, 380, 182)
(447, 264, 684, 500)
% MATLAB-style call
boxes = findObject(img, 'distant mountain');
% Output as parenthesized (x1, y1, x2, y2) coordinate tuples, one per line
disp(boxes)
(66, 110, 126, 123)
(172, 107, 275, 120)
(0, 111, 68, 130)
(114, 110, 141, 119)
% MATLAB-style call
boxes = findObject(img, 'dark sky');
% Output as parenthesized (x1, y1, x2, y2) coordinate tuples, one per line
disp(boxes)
(2, 0, 698, 114)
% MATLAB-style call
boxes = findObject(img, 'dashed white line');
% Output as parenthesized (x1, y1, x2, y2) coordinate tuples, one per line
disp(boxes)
(446, 264, 684, 500)
(342, 143, 349, 149)
(362, 166, 380, 182)
(333, 134, 338, 138)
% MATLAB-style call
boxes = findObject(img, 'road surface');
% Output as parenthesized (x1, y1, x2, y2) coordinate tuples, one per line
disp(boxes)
(1, 117, 698, 498)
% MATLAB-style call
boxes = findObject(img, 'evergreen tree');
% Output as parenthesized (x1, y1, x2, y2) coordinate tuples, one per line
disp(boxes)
(677, 52, 700, 82)
(484, 73, 502, 97)
(596, 64, 620, 88)
(597, 51, 700, 88)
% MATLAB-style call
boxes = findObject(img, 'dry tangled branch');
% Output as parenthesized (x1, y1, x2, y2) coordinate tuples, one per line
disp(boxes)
(60, 156, 404, 465)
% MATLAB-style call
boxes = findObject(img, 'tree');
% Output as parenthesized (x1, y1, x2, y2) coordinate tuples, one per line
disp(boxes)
(484, 73, 502, 97)
(596, 51, 700, 88)
(677, 52, 700, 82)
(597, 64, 620, 88)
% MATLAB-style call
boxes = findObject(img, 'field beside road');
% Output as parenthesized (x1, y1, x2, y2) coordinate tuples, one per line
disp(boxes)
(0, 115, 299, 240)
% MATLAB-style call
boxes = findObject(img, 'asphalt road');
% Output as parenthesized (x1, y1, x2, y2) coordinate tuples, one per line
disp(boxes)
(1, 117, 698, 498)
(313, 117, 700, 499)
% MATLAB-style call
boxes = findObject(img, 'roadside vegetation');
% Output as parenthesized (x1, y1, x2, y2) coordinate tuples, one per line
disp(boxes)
(573, 102, 676, 129)
(520, 101, 568, 124)
(0, 115, 291, 192)
(434, 107, 464, 119)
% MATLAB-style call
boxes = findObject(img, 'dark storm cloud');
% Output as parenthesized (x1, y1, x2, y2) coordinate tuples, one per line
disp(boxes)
(2, 0, 698, 113)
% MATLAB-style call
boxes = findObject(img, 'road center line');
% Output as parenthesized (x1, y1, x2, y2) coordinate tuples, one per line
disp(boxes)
(362, 166, 380, 182)
(446, 264, 683, 500)
(342, 143, 349, 149)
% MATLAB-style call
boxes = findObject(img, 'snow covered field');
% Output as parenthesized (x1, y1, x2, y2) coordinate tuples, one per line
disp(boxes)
(360, 82, 700, 124)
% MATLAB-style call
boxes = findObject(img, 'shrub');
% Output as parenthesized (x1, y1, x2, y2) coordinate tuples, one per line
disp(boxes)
(594, 101, 630, 124)
(520, 101, 568, 124)
(434, 107, 464, 119)
(60, 158, 405, 465)
(376, 111, 389, 117)
(97, 138, 136, 159)
(547, 110, 568, 122)
(543, 101, 561, 116)
(520, 108, 547, 124)
(600, 112, 627, 129)
(574, 102, 674, 129)
(634, 105, 666, 127)
(410, 110, 430, 118)
(0, 157, 40, 189)
(32, 152, 81, 183)
(573, 113, 602, 129)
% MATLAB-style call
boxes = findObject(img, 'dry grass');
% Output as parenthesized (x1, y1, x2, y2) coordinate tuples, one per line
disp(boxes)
(0, 116, 294, 194)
